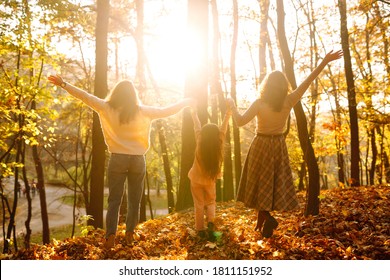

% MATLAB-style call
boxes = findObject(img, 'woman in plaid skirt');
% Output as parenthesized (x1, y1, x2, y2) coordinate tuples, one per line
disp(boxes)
(227, 50, 343, 238)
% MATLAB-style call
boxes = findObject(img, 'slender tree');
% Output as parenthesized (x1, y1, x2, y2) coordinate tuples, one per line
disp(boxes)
(21, 143, 32, 248)
(276, 0, 321, 215)
(230, 0, 241, 191)
(176, 0, 209, 210)
(89, 0, 109, 228)
(338, 0, 360, 186)
(157, 120, 175, 213)
(210, 0, 234, 201)
(259, 0, 270, 82)
(325, 69, 347, 186)
(295, 0, 320, 191)
(135, 0, 146, 97)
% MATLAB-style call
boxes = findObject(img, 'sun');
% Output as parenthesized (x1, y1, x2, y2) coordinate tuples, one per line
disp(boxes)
(146, 23, 206, 87)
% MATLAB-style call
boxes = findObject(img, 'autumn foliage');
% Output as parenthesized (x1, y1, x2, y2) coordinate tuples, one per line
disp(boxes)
(2, 185, 389, 260)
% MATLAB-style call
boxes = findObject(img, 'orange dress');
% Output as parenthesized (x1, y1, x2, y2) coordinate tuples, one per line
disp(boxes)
(188, 111, 231, 230)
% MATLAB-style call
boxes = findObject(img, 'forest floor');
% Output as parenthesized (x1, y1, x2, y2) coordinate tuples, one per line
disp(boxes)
(1, 185, 389, 260)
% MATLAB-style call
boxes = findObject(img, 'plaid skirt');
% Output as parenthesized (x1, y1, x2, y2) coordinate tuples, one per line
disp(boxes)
(236, 134, 299, 211)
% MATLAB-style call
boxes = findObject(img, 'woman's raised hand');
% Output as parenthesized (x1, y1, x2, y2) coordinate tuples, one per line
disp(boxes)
(323, 50, 343, 64)
(226, 98, 236, 110)
(48, 74, 64, 87)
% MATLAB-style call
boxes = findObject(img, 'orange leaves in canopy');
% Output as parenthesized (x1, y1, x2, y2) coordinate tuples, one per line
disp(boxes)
(322, 121, 348, 146)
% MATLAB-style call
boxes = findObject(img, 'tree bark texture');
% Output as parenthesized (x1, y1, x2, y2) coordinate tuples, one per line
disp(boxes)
(157, 121, 175, 213)
(230, 0, 242, 191)
(338, 0, 360, 186)
(276, 0, 320, 216)
(90, 0, 109, 228)
(176, 0, 209, 211)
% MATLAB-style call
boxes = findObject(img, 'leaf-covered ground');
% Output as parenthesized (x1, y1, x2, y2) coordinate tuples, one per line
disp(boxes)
(2, 185, 389, 260)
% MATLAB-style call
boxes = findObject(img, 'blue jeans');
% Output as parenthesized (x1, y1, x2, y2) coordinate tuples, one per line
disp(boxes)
(105, 154, 146, 238)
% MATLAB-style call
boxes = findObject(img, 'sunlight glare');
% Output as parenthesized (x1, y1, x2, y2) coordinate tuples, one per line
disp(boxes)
(148, 26, 204, 85)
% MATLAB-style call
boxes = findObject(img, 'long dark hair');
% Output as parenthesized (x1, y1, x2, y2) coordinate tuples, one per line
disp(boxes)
(105, 80, 139, 124)
(260, 70, 289, 112)
(199, 123, 223, 180)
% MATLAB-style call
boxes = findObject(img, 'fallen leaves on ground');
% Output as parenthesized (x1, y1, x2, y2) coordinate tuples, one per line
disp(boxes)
(2, 185, 389, 260)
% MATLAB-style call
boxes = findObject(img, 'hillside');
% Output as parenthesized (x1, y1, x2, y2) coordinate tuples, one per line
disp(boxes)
(2, 185, 389, 260)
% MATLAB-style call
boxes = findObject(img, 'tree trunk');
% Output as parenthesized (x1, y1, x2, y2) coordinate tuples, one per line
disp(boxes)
(135, 0, 146, 96)
(21, 0, 35, 247)
(376, 125, 385, 184)
(176, 112, 195, 211)
(157, 120, 175, 213)
(210, 0, 222, 201)
(32, 142, 50, 244)
(276, 0, 320, 216)
(298, 0, 320, 191)
(1, 178, 12, 253)
(338, 0, 360, 186)
(259, 0, 270, 82)
(230, 0, 242, 191)
(89, 0, 109, 228)
(5, 136, 21, 252)
(373, 3, 390, 76)
(21, 144, 32, 248)
(384, 151, 390, 184)
(298, 162, 306, 191)
(176, 0, 209, 211)
(134, 0, 149, 220)
(327, 72, 346, 186)
(364, 12, 376, 186)
(222, 133, 234, 201)
(72, 110, 83, 236)
(29, 66, 50, 246)
(210, 0, 234, 201)
(80, 117, 92, 217)
(369, 129, 377, 185)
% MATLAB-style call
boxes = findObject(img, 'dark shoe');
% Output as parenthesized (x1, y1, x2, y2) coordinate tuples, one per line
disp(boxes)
(254, 212, 266, 232)
(207, 222, 215, 241)
(198, 230, 208, 240)
(262, 216, 278, 238)
(104, 234, 115, 249)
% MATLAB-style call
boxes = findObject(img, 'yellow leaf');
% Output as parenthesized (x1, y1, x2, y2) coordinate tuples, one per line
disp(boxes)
(205, 242, 217, 249)
(316, 247, 324, 253)
(346, 246, 353, 256)
(257, 240, 266, 248)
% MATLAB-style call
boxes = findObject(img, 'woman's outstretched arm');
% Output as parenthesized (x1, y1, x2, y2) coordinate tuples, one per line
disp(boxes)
(227, 98, 260, 127)
(48, 74, 104, 111)
(190, 108, 202, 133)
(219, 105, 232, 134)
(143, 98, 196, 119)
(290, 50, 343, 101)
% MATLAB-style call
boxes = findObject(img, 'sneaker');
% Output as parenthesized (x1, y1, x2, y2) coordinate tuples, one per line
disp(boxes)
(104, 234, 115, 249)
(262, 216, 278, 238)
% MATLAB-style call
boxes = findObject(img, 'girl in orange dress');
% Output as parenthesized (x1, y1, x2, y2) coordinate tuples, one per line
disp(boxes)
(188, 107, 231, 240)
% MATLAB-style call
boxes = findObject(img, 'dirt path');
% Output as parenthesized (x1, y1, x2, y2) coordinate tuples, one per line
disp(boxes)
(3, 181, 166, 240)
(2, 184, 86, 239)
